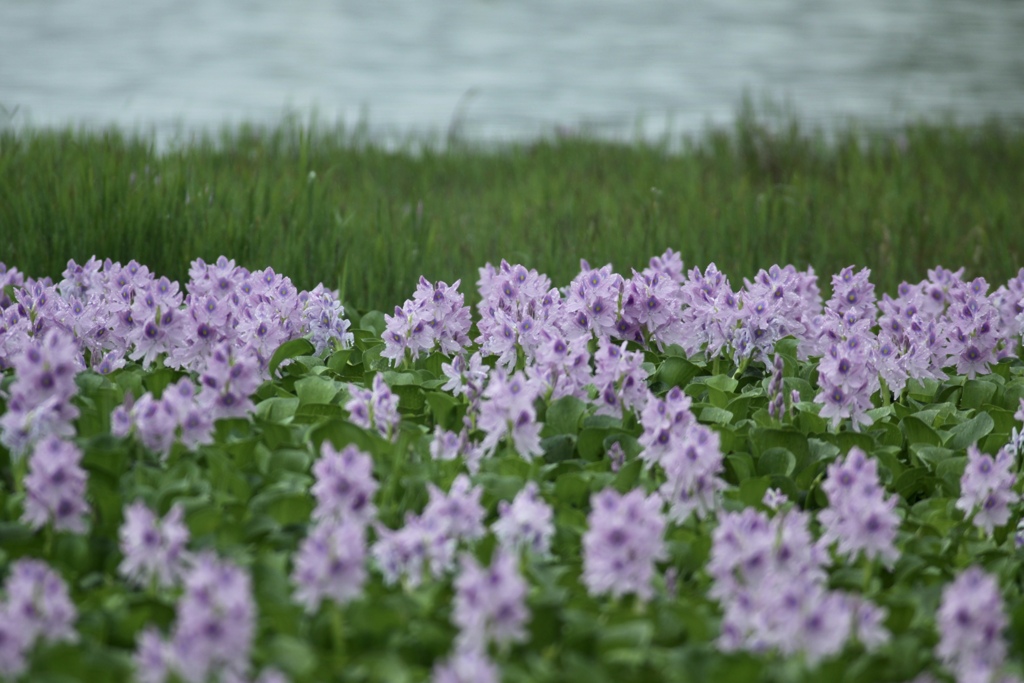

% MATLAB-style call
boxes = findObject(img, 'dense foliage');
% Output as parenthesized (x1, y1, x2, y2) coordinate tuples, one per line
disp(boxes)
(1, 251, 1023, 683)
(3, 115, 1024, 311)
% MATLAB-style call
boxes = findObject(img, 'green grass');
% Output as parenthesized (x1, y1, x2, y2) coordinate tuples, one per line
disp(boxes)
(2, 110, 1023, 313)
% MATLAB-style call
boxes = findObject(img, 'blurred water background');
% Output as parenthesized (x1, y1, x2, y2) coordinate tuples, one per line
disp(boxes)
(2, 0, 1024, 146)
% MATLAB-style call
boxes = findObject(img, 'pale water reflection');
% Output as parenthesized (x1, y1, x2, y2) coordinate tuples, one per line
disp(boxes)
(2, 0, 1023, 144)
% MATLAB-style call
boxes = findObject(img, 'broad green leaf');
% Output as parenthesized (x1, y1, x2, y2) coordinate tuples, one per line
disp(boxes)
(699, 406, 734, 425)
(255, 396, 299, 424)
(268, 338, 316, 378)
(756, 448, 796, 477)
(944, 411, 994, 450)
(900, 416, 942, 447)
(961, 379, 997, 409)
(656, 357, 703, 389)
(294, 375, 340, 405)
(542, 396, 588, 437)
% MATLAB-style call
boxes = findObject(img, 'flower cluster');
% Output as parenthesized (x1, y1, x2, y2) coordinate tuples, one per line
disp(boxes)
(591, 339, 648, 418)
(0, 559, 78, 679)
(582, 488, 666, 601)
(476, 370, 544, 458)
(452, 547, 530, 650)
(956, 444, 1019, 536)
(291, 443, 379, 612)
(818, 447, 901, 566)
(491, 481, 555, 556)
(372, 475, 485, 587)
(382, 277, 471, 364)
(21, 436, 91, 533)
(112, 377, 215, 458)
(345, 373, 401, 441)
(134, 553, 257, 683)
(708, 507, 889, 664)
(639, 387, 726, 522)
(936, 567, 1014, 683)
(119, 501, 191, 588)
(0, 328, 82, 457)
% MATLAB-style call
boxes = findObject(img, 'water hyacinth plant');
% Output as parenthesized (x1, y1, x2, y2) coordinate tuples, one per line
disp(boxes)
(0, 251, 1023, 682)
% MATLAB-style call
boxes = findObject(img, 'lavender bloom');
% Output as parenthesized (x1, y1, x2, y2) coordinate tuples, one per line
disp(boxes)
(452, 548, 529, 650)
(526, 329, 592, 402)
(956, 444, 1019, 536)
(119, 502, 190, 588)
(0, 609, 30, 679)
(299, 282, 353, 355)
(133, 626, 171, 683)
(492, 482, 555, 555)
(163, 553, 256, 683)
(21, 436, 91, 534)
(592, 338, 649, 418)
(431, 647, 500, 683)
(476, 370, 544, 458)
(937, 567, 1011, 683)
(813, 325, 877, 432)
(429, 425, 485, 474)
(2, 559, 78, 647)
(0, 328, 82, 458)
(708, 507, 883, 664)
(194, 342, 261, 420)
(677, 263, 741, 359)
(310, 442, 379, 525)
(291, 519, 368, 613)
(409, 277, 473, 356)
(827, 266, 878, 322)
(582, 488, 667, 601)
(371, 475, 485, 586)
(440, 351, 489, 401)
(658, 423, 728, 523)
(345, 374, 401, 441)
(638, 386, 695, 468)
(818, 447, 901, 566)
(563, 260, 625, 340)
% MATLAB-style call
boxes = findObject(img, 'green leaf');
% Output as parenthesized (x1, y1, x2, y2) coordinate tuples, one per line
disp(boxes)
(698, 406, 734, 425)
(268, 338, 317, 378)
(893, 468, 933, 500)
(900, 416, 942, 447)
(541, 434, 577, 463)
(737, 476, 771, 507)
(756, 448, 796, 477)
(542, 396, 588, 437)
(425, 391, 461, 430)
(294, 375, 340, 405)
(944, 411, 995, 450)
(255, 397, 299, 424)
(704, 374, 739, 393)
(961, 379, 997, 409)
(656, 357, 703, 389)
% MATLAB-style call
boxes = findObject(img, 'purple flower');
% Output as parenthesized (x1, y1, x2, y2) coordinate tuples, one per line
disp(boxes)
(818, 447, 901, 566)
(937, 567, 1010, 683)
(345, 374, 401, 441)
(119, 501, 190, 588)
(452, 548, 529, 650)
(476, 370, 544, 458)
(431, 646, 500, 683)
(371, 475, 484, 586)
(0, 608, 30, 679)
(956, 444, 1019, 536)
(156, 553, 256, 683)
(492, 482, 554, 555)
(657, 423, 728, 523)
(2, 559, 78, 648)
(310, 442, 379, 525)
(582, 488, 667, 601)
(0, 328, 82, 458)
(21, 436, 91, 534)
(592, 338, 648, 418)
(429, 425, 485, 474)
(291, 519, 368, 613)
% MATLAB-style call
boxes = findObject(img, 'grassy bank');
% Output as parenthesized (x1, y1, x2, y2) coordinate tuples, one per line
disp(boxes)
(2, 113, 1023, 312)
